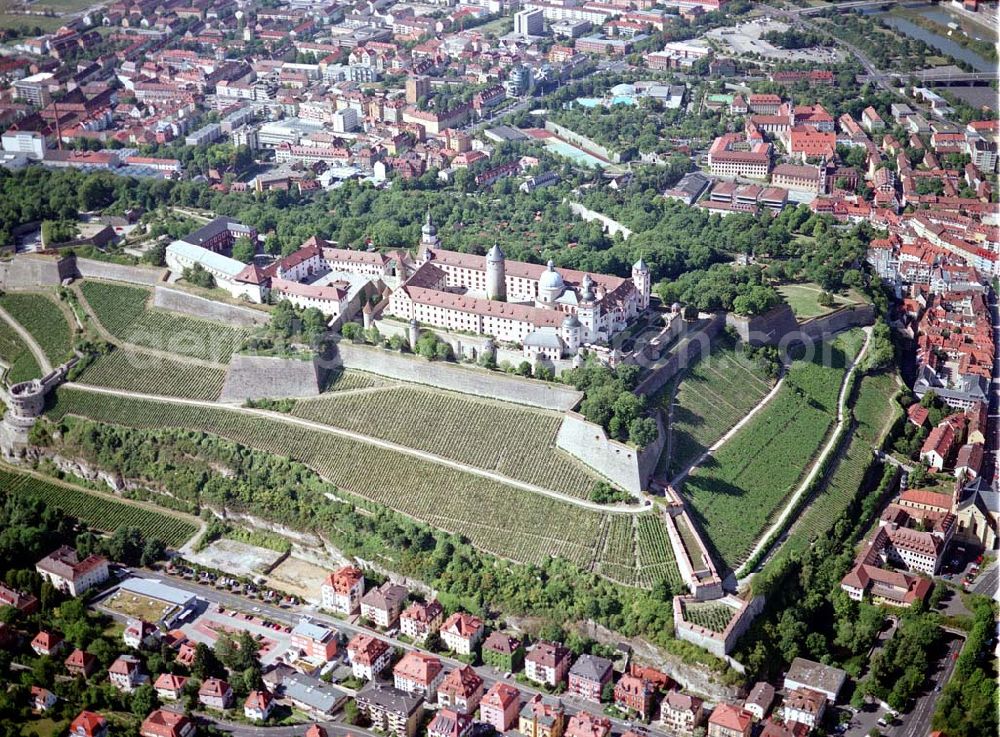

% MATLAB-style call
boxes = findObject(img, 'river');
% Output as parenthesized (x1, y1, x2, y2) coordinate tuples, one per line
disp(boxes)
(873, 3, 996, 73)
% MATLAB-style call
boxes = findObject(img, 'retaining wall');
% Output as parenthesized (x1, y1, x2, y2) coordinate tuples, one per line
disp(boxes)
(154, 286, 271, 328)
(568, 202, 633, 240)
(333, 342, 582, 411)
(673, 594, 765, 663)
(801, 303, 875, 339)
(73, 257, 165, 286)
(634, 314, 725, 397)
(0, 254, 74, 289)
(555, 410, 664, 494)
(219, 354, 324, 402)
(544, 120, 621, 164)
(725, 304, 799, 348)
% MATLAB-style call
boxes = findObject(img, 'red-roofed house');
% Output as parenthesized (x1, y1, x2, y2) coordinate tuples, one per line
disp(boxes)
(199, 678, 234, 710)
(614, 672, 657, 719)
(920, 422, 957, 470)
(393, 651, 445, 700)
(400, 600, 444, 643)
(480, 682, 521, 732)
(154, 673, 188, 701)
(70, 711, 108, 737)
(140, 709, 196, 737)
(565, 711, 612, 737)
(31, 630, 64, 657)
(321, 566, 365, 615)
(65, 649, 98, 678)
(428, 708, 472, 737)
(109, 654, 143, 692)
(708, 704, 753, 737)
(245, 690, 275, 721)
(440, 612, 484, 655)
(347, 634, 393, 680)
(907, 403, 929, 427)
(437, 665, 484, 715)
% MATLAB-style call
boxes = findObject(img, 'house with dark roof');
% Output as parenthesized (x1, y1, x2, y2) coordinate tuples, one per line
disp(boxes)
(567, 654, 613, 703)
(482, 631, 524, 673)
(355, 681, 424, 737)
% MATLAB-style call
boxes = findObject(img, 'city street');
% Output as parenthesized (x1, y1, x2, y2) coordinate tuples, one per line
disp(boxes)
(126, 570, 661, 737)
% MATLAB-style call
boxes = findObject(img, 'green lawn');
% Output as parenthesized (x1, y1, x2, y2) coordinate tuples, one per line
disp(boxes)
(0, 13, 66, 31)
(777, 283, 864, 320)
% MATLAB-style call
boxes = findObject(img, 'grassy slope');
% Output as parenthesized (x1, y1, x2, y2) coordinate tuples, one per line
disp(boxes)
(46, 387, 681, 587)
(0, 292, 74, 365)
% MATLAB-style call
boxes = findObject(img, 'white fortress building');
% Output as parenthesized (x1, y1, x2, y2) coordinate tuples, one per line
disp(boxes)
(386, 214, 650, 360)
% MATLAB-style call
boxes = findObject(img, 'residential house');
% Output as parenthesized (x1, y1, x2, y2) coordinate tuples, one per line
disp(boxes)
(564, 711, 612, 737)
(154, 673, 188, 701)
(31, 630, 64, 657)
(920, 422, 957, 470)
(124, 619, 158, 650)
(783, 658, 847, 702)
(65, 649, 98, 678)
(482, 631, 524, 673)
(613, 673, 657, 719)
(321, 566, 365, 615)
(707, 704, 753, 737)
(440, 612, 485, 655)
(480, 682, 521, 733)
(781, 687, 826, 729)
(108, 655, 143, 692)
(393, 651, 444, 700)
(525, 642, 571, 687)
(428, 708, 472, 737)
(31, 686, 57, 712)
(140, 709, 196, 737)
(199, 678, 234, 710)
(567, 654, 613, 703)
(437, 665, 484, 715)
(244, 690, 275, 721)
(0, 584, 38, 613)
(347, 633, 393, 680)
(69, 711, 108, 737)
(290, 619, 339, 662)
(35, 546, 109, 597)
(660, 692, 704, 737)
(743, 682, 775, 721)
(519, 694, 566, 737)
(399, 600, 443, 643)
(355, 682, 424, 737)
(283, 673, 345, 719)
(360, 582, 409, 628)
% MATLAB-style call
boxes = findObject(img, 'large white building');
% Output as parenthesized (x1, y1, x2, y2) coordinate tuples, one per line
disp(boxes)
(35, 546, 109, 597)
(385, 215, 650, 360)
(165, 241, 266, 303)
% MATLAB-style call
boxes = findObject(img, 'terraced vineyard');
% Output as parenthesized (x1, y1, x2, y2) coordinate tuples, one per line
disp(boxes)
(657, 336, 774, 478)
(635, 515, 682, 588)
(680, 331, 863, 571)
(79, 281, 248, 363)
(0, 292, 75, 365)
(682, 601, 737, 633)
(854, 372, 900, 445)
(78, 348, 227, 400)
(596, 515, 639, 584)
(0, 467, 197, 547)
(325, 369, 392, 392)
(47, 387, 679, 585)
(766, 370, 901, 569)
(291, 385, 600, 498)
(0, 318, 41, 384)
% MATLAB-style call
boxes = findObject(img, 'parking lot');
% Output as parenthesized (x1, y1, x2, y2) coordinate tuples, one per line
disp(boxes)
(706, 19, 844, 63)
(180, 604, 295, 667)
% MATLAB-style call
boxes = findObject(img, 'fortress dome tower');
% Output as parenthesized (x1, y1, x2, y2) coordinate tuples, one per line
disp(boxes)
(486, 242, 506, 301)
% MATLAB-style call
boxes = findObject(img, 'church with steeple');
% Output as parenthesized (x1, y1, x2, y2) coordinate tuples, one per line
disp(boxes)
(388, 213, 651, 361)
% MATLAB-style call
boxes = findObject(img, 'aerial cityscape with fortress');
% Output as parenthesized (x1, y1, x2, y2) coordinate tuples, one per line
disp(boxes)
(0, 0, 995, 736)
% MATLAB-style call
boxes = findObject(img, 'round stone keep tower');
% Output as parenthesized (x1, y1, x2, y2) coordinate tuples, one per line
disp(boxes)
(486, 242, 506, 302)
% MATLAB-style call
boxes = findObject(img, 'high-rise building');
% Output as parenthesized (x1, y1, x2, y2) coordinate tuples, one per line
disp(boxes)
(514, 8, 544, 37)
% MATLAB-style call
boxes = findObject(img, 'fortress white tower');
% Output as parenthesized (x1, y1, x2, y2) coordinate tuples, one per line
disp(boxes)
(486, 242, 506, 302)
(421, 210, 440, 248)
(632, 255, 650, 310)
